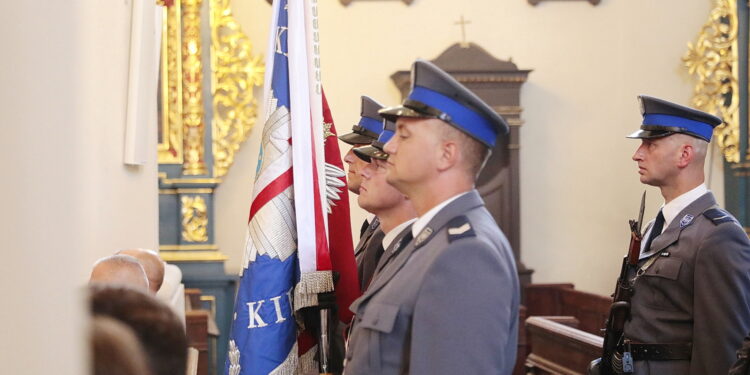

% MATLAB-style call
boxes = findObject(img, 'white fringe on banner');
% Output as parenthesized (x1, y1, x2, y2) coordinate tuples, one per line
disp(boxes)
(297, 344, 318, 375)
(269, 341, 299, 375)
(294, 270, 334, 310)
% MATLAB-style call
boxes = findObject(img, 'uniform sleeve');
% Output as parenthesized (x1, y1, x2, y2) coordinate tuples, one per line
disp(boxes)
(691, 222, 750, 375)
(409, 237, 519, 374)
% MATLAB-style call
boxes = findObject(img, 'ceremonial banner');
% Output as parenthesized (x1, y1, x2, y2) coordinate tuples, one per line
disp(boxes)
(226, 1, 358, 374)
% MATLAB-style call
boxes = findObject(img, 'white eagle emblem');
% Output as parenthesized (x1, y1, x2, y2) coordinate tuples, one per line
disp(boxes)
(324, 162, 346, 213)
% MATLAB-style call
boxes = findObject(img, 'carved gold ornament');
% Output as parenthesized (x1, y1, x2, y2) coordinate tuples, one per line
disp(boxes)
(158, 1, 184, 164)
(683, 0, 740, 163)
(210, 0, 264, 177)
(181, 195, 209, 242)
(181, 0, 208, 175)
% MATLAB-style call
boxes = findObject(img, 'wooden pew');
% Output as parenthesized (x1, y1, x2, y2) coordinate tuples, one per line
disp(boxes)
(524, 283, 611, 336)
(185, 288, 214, 375)
(525, 316, 603, 375)
(515, 284, 611, 375)
(186, 310, 210, 375)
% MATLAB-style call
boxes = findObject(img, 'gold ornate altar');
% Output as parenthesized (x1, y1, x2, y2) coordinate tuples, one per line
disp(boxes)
(157, 0, 263, 262)
(156, 1, 264, 373)
(683, 0, 750, 233)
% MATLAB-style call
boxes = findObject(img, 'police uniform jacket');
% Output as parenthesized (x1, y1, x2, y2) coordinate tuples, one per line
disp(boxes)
(345, 190, 520, 374)
(623, 191, 750, 374)
(354, 218, 385, 292)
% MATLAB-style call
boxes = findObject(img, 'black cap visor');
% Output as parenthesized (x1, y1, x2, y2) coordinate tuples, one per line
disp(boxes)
(627, 129, 674, 140)
(378, 99, 450, 122)
(378, 105, 428, 122)
(338, 131, 376, 145)
(353, 143, 388, 162)
(627, 125, 709, 142)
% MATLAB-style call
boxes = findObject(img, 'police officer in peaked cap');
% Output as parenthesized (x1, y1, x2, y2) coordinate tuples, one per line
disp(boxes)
(345, 59, 520, 374)
(614, 95, 750, 374)
(340, 96, 385, 241)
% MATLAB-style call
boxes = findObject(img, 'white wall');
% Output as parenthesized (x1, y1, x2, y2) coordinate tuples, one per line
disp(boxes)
(0, 1, 159, 373)
(217, 0, 723, 295)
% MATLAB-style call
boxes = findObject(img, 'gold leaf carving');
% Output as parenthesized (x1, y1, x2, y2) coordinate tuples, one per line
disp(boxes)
(683, 0, 740, 163)
(182, 0, 208, 175)
(181, 195, 209, 242)
(209, 0, 264, 177)
(158, 1, 184, 164)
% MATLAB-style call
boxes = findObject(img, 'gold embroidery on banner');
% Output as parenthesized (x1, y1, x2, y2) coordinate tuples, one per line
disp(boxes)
(158, 1, 184, 164)
(209, 0, 264, 177)
(683, 0, 740, 163)
(323, 122, 334, 139)
(182, 0, 208, 175)
(181, 195, 209, 242)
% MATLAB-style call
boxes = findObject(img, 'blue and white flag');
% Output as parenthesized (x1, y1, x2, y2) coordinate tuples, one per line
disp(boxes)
(225, 0, 339, 374)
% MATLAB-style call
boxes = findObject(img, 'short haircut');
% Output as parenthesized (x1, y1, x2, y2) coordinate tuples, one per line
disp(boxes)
(90, 255, 149, 290)
(90, 285, 187, 375)
(117, 249, 166, 292)
(440, 123, 491, 178)
(91, 316, 153, 375)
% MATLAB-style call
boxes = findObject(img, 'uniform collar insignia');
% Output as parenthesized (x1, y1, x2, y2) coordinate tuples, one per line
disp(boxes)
(415, 227, 433, 246)
(679, 214, 694, 228)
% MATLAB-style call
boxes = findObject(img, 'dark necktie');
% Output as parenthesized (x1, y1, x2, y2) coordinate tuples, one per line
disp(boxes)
(375, 230, 414, 277)
(643, 210, 665, 252)
(359, 219, 370, 238)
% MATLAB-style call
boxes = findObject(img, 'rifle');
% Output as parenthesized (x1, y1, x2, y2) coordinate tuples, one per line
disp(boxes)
(590, 191, 645, 375)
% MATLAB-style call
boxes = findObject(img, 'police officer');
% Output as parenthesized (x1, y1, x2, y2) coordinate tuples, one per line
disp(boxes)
(339, 96, 385, 239)
(353, 118, 417, 289)
(623, 95, 750, 374)
(345, 59, 520, 374)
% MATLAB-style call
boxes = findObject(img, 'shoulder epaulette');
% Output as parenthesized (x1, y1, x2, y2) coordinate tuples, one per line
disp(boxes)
(703, 208, 736, 225)
(446, 215, 475, 243)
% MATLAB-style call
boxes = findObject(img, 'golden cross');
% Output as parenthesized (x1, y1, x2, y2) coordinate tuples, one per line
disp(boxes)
(454, 15, 471, 47)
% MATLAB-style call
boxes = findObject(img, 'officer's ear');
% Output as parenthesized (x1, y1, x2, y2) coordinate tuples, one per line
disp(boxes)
(437, 139, 460, 172)
(436, 121, 461, 172)
(676, 143, 695, 169)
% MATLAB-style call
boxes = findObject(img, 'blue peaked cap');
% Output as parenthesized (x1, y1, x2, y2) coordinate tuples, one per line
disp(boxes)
(338, 96, 385, 145)
(627, 95, 722, 142)
(378, 59, 509, 148)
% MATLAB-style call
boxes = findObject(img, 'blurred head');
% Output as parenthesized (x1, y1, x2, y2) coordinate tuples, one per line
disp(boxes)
(116, 248, 165, 293)
(89, 255, 149, 291)
(343, 144, 370, 195)
(90, 285, 187, 375)
(91, 316, 153, 375)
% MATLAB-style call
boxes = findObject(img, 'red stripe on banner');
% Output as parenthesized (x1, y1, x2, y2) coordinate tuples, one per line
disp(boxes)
(321, 90, 360, 323)
(309, 117, 332, 271)
(248, 167, 294, 223)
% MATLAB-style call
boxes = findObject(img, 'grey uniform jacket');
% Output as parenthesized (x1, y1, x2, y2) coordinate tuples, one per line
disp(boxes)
(355, 218, 385, 292)
(623, 192, 750, 374)
(345, 190, 520, 374)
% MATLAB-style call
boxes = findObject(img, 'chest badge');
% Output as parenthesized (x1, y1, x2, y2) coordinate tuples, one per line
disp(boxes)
(679, 214, 694, 228)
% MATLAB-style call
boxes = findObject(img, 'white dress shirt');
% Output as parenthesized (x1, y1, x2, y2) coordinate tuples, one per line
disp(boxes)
(640, 183, 708, 258)
(383, 218, 417, 250)
(411, 192, 470, 238)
